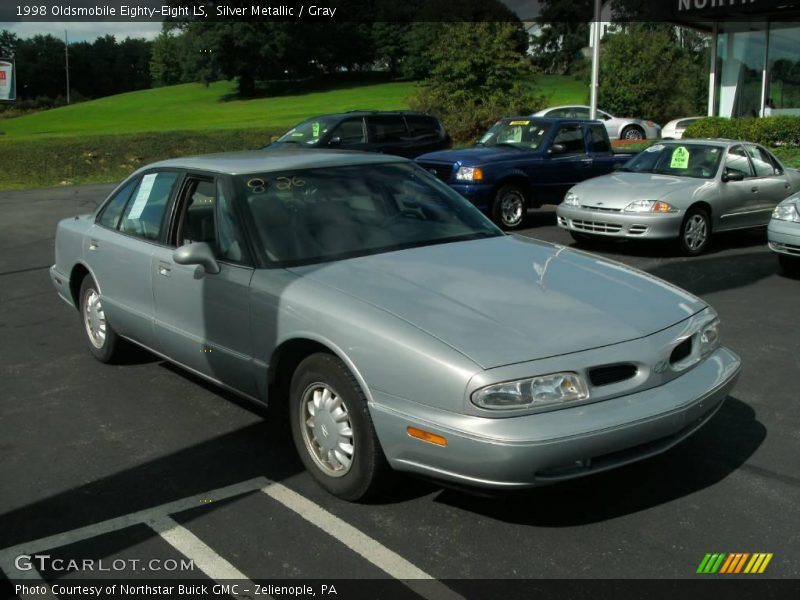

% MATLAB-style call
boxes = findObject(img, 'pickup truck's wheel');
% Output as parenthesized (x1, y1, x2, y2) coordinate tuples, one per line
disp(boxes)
(79, 276, 123, 363)
(492, 185, 527, 230)
(678, 207, 711, 256)
(621, 125, 645, 140)
(289, 353, 389, 501)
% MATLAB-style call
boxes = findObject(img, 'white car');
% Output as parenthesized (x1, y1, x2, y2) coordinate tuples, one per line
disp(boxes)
(533, 105, 661, 140)
(663, 117, 703, 140)
(768, 193, 800, 274)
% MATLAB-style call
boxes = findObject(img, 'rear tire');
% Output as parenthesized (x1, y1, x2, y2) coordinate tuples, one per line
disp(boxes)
(289, 353, 390, 501)
(491, 185, 528, 230)
(621, 125, 645, 141)
(79, 276, 124, 363)
(678, 207, 711, 256)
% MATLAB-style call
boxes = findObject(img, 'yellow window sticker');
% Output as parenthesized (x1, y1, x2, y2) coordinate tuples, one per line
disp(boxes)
(509, 120, 530, 126)
(312, 122, 320, 137)
(671, 146, 690, 169)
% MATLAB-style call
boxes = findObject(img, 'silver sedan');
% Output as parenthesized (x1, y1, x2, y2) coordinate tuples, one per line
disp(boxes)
(51, 150, 740, 500)
(533, 105, 661, 140)
(558, 140, 800, 255)
(768, 193, 800, 273)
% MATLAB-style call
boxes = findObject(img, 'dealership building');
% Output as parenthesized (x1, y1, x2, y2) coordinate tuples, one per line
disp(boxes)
(670, 0, 800, 118)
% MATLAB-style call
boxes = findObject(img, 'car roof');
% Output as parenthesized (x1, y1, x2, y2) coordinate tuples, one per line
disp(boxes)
(504, 116, 604, 125)
(143, 149, 407, 176)
(300, 110, 436, 119)
(661, 138, 752, 146)
(539, 105, 610, 113)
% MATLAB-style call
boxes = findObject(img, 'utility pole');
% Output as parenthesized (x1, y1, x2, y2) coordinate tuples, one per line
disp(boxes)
(64, 29, 70, 104)
(590, 0, 601, 120)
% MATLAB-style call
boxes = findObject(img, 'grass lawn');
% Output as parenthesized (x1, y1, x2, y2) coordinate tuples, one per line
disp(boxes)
(538, 74, 589, 106)
(0, 79, 417, 139)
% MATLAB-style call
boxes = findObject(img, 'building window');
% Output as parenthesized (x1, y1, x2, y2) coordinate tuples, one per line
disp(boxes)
(715, 23, 766, 118)
(767, 22, 800, 116)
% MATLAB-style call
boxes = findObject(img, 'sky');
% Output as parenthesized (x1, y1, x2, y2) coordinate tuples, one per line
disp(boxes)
(1, 1, 542, 42)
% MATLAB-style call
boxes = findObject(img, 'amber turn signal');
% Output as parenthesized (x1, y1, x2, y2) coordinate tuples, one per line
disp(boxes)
(406, 426, 448, 447)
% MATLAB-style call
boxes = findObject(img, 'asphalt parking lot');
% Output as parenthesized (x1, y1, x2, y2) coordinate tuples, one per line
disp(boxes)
(1, 185, 799, 593)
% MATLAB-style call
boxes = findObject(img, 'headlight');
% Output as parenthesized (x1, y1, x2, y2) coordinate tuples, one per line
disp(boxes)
(472, 372, 589, 411)
(455, 166, 484, 182)
(564, 191, 580, 207)
(623, 200, 677, 213)
(697, 318, 721, 359)
(772, 200, 800, 222)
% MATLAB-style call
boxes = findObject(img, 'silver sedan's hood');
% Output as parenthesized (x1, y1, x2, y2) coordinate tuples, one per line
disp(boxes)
(288, 236, 706, 369)
(570, 172, 709, 210)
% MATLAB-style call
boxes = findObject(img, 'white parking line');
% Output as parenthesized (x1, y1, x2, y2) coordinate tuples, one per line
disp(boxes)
(149, 515, 262, 600)
(262, 484, 465, 600)
(0, 476, 463, 600)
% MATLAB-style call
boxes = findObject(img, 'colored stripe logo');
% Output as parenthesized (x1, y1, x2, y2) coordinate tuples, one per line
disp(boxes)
(697, 553, 773, 574)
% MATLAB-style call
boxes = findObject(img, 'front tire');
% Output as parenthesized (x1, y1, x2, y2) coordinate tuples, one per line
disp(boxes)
(621, 125, 645, 141)
(289, 353, 389, 501)
(79, 276, 123, 363)
(678, 207, 711, 256)
(491, 185, 528, 230)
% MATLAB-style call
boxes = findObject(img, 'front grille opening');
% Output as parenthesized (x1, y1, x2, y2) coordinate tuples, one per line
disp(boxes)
(670, 338, 693, 365)
(588, 363, 638, 387)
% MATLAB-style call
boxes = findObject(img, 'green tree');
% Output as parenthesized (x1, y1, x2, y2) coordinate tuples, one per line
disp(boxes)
(409, 22, 545, 142)
(531, 0, 592, 74)
(0, 30, 17, 57)
(599, 25, 707, 124)
(150, 31, 186, 86)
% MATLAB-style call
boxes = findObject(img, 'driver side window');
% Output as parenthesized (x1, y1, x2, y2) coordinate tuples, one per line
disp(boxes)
(725, 146, 754, 178)
(328, 118, 365, 145)
(552, 125, 586, 155)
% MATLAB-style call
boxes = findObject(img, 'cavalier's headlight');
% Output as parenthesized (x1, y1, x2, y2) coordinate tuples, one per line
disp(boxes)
(772, 199, 800, 222)
(563, 191, 580, 207)
(455, 166, 484, 182)
(472, 373, 589, 410)
(624, 200, 677, 213)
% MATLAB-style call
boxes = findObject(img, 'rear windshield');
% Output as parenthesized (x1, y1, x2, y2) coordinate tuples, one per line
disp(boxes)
(276, 117, 338, 146)
(621, 143, 723, 179)
(236, 163, 501, 266)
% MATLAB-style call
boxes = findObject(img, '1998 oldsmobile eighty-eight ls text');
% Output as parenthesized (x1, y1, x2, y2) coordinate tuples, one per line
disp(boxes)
(50, 150, 741, 500)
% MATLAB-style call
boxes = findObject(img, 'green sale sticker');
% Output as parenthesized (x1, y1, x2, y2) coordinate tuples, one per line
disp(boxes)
(671, 146, 690, 169)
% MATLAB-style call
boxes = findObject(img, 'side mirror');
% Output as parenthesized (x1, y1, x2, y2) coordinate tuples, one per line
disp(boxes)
(328, 136, 342, 147)
(549, 143, 566, 155)
(721, 168, 745, 183)
(173, 242, 220, 274)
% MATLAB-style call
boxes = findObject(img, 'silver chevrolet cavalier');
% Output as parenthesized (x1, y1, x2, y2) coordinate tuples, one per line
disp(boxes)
(558, 140, 800, 255)
(768, 192, 800, 274)
(51, 150, 741, 500)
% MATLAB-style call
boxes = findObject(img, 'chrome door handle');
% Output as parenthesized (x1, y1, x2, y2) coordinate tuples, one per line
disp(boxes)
(751, 187, 759, 193)
(158, 262, 171, 277)
(88, 239, 99, 250)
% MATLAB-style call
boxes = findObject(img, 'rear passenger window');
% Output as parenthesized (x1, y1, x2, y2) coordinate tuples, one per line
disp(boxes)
(589, 125, 611, 153)
(745, 145, 779, 177)
(97, 178, 138, 230)
(369, 116, 407, 143)
(119, 171, 178, 241)
(404, 115, 440, 140)
(552, 125, 586, 155)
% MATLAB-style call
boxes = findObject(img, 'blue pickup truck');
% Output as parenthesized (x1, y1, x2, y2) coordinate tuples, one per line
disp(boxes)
(416, 117, 635, 229)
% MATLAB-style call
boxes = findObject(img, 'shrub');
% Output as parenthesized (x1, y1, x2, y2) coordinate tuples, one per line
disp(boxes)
(684, 116, 800, 147)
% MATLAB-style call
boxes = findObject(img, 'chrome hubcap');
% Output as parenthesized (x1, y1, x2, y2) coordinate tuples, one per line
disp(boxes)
(684, 215, 708, 251)
(300, 383, 354, 477)
(500, 191, 525, 227)
(624, 129, 644, 140)
(83, 289, 106, 349)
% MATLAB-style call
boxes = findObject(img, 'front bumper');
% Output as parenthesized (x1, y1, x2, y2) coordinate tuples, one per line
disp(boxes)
(448, 182, 495, 211)
(557, 205, 683, 240)
(370, 347, 740, 489)
(767, 219, 800, 258)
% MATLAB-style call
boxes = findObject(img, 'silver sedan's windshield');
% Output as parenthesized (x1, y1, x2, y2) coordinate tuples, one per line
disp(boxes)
(622, 143, 724, 179)
(238, 163, 502, 265)
(478, 119, 551, 150)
